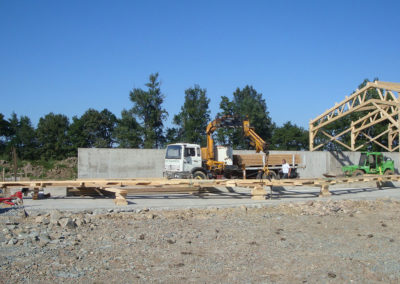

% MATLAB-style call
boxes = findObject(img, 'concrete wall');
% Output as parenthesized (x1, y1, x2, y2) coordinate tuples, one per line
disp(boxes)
(236, 150, 400, 178)
(78, 148, 400, 179)
(78, 148, 166, 179)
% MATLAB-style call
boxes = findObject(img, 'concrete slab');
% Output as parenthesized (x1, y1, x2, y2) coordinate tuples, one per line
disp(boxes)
(16, 183, 400, 213)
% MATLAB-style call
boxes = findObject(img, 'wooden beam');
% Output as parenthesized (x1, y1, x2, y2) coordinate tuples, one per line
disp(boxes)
(310, 81, 400, 152)
(357, 132, 390, 152)
(320, 130, 353, 150)
(372, 102, 400, 126)
(372, 81, 400, 92)
(310, 83, 372, 124)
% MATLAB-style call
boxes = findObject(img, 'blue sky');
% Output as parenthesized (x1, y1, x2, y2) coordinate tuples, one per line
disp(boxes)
(1, 0, 399, 129)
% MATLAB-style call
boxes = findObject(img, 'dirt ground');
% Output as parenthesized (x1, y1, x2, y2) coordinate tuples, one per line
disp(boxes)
(1, 198, 400, 283)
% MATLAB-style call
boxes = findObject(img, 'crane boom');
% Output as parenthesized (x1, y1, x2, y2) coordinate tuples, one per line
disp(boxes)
(202, 116, 269, 171)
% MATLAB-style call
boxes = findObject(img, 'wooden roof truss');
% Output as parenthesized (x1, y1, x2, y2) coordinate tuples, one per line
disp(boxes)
(309, 81, 400, 151)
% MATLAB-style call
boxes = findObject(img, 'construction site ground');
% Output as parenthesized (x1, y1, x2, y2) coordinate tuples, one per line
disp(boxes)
(14, 181, 400, 211)
(1, 182, 400, 283)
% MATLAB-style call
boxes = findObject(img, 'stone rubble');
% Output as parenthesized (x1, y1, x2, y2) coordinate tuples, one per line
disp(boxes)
(0, 198, 399, 283)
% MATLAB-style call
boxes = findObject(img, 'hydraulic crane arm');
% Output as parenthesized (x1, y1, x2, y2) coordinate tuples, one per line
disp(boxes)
(204, 116, 269, 165)
(242, 120, 269, 155)
(205, 116, 242, 161)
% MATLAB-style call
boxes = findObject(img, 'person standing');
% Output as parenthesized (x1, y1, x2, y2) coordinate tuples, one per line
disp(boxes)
(281, 159, 291, 179)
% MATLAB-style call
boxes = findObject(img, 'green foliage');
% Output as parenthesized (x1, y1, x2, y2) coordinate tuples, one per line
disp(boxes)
(216, 86, 275, 149)
(6, 113, 37, 160)
(69, 108, 117, 153)
(271, 121, 309, 150)
(36, 113, 70, 160)
(165, 127, 180, 144)
(68, 116, 86, 150)
(113, 109, 143, 148)
(0, 113, 11, 155)
(129, 73, 168, 148)
(173, 85, 211, 146)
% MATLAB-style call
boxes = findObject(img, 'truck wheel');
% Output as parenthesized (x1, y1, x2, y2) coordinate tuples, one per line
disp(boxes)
(267, 171, 277, 180)
(384, 169, 394, 175)
(193, 171, 207, 180)
(257, 171, 277, 180)
(352, 170, 364, 177)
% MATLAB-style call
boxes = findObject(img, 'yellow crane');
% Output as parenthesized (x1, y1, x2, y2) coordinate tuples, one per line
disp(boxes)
(201, 115, 269, 173)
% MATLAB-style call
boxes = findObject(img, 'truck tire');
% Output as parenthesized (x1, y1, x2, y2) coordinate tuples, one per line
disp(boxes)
(268, 171, 277, 180)
(352, 170, 364, 177)
(257, 171, 277, 180)
(193, 171, 207, 180)
(384, 169, 394, 175)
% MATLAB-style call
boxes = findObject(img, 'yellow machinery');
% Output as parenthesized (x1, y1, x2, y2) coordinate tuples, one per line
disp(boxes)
(201, 116, 269, 174)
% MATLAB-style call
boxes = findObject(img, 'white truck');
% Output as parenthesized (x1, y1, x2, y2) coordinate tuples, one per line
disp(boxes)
(164, 143, 233, 179)
(164, 116, 300, 179)
(163, 142, 301, 179)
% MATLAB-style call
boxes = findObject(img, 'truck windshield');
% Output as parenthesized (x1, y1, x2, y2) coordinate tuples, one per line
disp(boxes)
(166, 145, 181, 159)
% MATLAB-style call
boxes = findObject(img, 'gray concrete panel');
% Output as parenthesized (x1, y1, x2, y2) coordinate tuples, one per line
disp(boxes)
(78, 148, 166, 179)
(78, 148, 400, 179)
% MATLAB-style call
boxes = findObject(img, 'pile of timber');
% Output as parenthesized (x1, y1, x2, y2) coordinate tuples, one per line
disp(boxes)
(233, 154, 301, 167)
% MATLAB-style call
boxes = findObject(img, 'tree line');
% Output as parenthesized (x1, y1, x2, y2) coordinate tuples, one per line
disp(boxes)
(0, 72, 312, 161)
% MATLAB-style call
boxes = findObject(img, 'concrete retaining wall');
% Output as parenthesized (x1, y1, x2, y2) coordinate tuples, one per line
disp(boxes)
(78, 148, 400, 179)
(78, 148, 166, 179)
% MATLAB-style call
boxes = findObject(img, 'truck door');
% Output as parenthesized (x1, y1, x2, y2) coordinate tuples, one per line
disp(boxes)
(183, 147, 197, 172)
(192, 147, 202, 168)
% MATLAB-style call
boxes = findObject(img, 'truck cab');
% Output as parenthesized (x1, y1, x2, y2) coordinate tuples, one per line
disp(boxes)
(164, 143, 205, 179)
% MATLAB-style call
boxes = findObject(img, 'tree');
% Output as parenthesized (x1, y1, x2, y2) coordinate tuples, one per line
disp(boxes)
(129, 73, 168, 148)
(164, 127, 180, 144)
(5, 113, 37, 160)
(68, 116, 87, 150)
(215, 96, 236, 145)
(69, 108, 117, 152)
(217, 86, 275, 149)
(0, 113, 11, 156)
(271, 121, 309, 150)
(113, 109, 142, 148)
(36, 113, 70, 160)
(172, 85, 210, 146)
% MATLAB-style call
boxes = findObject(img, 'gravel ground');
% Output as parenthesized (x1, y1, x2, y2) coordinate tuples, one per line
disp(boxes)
(1, 198, 400, 283)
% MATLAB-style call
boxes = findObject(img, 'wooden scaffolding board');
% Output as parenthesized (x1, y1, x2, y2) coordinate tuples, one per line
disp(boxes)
(309, 81, 400, 152)
(1, 175, 399, 205)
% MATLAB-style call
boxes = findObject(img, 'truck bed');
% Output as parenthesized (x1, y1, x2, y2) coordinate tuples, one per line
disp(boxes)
(233, 154, 301, 167)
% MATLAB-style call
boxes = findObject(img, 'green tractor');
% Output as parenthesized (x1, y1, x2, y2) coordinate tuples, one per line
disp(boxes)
(342, 152, 395, 177)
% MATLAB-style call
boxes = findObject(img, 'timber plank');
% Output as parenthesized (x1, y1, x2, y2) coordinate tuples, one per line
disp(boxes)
(234, 154, 301, 166)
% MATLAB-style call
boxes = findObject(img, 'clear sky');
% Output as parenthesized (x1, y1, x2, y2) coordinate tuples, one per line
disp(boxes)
(1, 0, 399, 129)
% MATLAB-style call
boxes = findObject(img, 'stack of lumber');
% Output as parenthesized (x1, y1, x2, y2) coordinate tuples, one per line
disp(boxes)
(234, 154, 301, 167)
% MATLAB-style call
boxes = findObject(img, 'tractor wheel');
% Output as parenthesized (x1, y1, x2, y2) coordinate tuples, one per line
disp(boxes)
(384, 169, 394, 175)
(193, 171, 207, 180)
(352, 170, 364, 177)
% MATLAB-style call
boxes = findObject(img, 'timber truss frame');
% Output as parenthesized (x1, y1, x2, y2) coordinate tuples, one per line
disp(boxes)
(309, 81, 400, 152)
